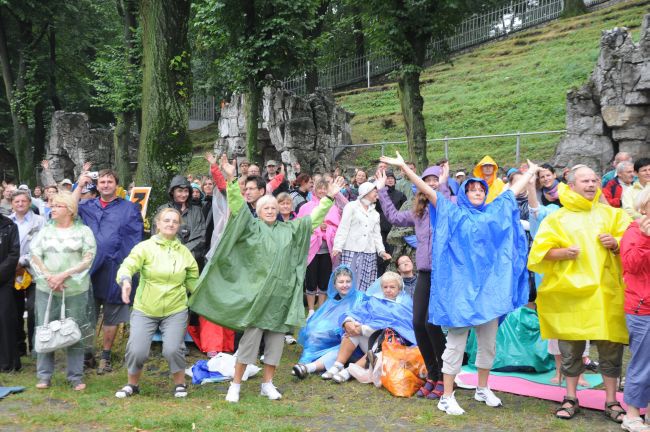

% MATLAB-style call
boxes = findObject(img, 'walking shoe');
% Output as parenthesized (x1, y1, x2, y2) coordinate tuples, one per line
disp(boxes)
(321, 364, 342, 380)
(292, 364, 309, 380)
(97, 358, 112, 375)
(621, 416, 650, 432)
(83, 354, 97, 370)
(284, 334, 297, 345)
(260, 382, 282, 400)
(332, 368, 351, 383)
(425, 381, 445, 400)
(225, 384, 240, 403)
(474, 387, 502, 407)
(584, 358, 599, 372)
(437, 392, 465, 415)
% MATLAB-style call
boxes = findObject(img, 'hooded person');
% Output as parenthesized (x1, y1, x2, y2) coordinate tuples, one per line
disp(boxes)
(333, 181, 391, 292)
(292, 265, 365, 379)
(156, 175, 206, 266)
(380, 151, 536, 415)
(472, 155, 505, 204)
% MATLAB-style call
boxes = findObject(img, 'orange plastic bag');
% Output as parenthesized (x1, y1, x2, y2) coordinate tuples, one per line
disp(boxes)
(380, 329, 427, 397)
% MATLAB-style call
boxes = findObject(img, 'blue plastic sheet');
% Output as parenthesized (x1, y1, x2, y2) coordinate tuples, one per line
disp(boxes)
(428, 178, 529, 328)
(190, 360, 229, 385)
(297, 265, 364, 364)
(342, 277, 416, 344)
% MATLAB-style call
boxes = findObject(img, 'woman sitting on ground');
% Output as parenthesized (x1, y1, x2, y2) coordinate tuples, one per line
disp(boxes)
(114, 208, 199, 398)
(293, 265, 364, 379)
(322, 271, 416, 383)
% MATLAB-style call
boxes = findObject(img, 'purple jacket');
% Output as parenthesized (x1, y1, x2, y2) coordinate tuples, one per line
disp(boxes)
(377, 180, 452, 272)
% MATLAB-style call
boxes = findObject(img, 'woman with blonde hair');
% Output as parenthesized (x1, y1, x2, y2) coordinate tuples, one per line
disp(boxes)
(114, 207, 199, 398)
(30, 192, 96, 390)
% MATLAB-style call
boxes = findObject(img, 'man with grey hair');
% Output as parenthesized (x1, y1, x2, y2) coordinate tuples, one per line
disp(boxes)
(601, 151, 633, 186)
(603, 160, 635, 208)
(529, 164, 632, 423)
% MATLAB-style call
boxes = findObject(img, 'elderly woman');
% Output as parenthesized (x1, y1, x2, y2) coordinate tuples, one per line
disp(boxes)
(190, 155, 344, 403)
(382, 152, 535, 415)
(115, 208, 199, 398)
(30, 192, 96, 390)
(619, 187, 650, 432)
(333, 182, 390, 292)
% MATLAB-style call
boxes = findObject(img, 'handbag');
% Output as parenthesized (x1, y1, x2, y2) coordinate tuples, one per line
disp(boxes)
(34, 289, 82, 354)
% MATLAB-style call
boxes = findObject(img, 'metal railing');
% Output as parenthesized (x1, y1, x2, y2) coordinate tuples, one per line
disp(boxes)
(283, 0, 612, 95)
(333, 129, 567, 165)
(189, 94, 216, 122)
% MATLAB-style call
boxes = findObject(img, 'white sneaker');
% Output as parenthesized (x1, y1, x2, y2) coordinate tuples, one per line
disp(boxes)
(474, 386, 502, 407)
(437, 392, 465, 415)
(225, 384, 240, 403)
(622, 416, 650, 432)
(260, 383, 282, 400)
(307, 309, 315, 319)
(321, 365, 342, 380)
(284, 334, 297, 345)
(332, 368, 351, 383)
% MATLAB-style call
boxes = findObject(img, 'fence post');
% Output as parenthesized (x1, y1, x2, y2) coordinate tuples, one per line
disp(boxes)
(367, 60, 370, 88)
(381, 144, 385, 156)
(515, 131, 521, 165)
(444, 137, 449, 159)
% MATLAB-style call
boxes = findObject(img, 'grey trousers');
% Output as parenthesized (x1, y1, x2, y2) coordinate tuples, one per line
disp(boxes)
(237, 327, 285, 366)
(37, 346, 84, 384)
(125, 309, 188, 375)
(441, 318, 499, 376)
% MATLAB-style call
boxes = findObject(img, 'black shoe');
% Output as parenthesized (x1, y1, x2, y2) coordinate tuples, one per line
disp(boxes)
(84, 355, 97, 370)
(584, 359, 599, 372)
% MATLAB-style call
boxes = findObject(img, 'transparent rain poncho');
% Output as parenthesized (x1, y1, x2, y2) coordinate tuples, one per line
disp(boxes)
(30, 219, 97, 352)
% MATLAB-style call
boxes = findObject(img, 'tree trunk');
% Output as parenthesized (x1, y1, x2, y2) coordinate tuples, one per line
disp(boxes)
(244, 79, 262, 164)
(561, 0, 587, 18)
(305, 68, 318, 94)
(48, 26, 61, 110)
(352, 7, 365, 69)
(114, 111, 133, 186)
(136, 0, 191, 208)
(304, 0, 330, 94)
(397, 70, 428, 172)
(33, 100, 46, 164)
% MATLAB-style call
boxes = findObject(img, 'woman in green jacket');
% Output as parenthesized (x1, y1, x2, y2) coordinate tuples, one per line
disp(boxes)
(114, 207, 199, 399)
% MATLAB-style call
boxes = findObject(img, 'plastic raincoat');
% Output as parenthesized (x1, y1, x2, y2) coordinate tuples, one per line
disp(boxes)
(341, 277, 416, 344)
(472, 155, 505, 204)
(189, 180, 334, 333)
(528, 183, 631, 344)
(428, 178, 529, 328)
(297, 265, 364, 364)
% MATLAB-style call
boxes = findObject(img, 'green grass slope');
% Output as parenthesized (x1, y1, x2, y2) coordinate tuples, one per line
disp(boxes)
(336, 0, 648, 172)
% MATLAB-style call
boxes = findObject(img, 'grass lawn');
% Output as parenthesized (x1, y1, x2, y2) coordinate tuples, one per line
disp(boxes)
(0, 333, 628, 432)
(336, 0, 649, 172)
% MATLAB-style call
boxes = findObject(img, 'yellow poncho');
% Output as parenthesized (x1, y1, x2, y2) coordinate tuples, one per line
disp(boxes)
(472, 155, 505, 204)
(528, 183, 631, 344)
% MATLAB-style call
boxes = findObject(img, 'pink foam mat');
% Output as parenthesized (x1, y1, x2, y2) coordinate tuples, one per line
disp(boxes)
(457, 372, 643, 413)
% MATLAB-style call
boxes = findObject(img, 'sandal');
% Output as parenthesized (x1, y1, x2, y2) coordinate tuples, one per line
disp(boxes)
(35, 381, 50, 390)
(555, 396, 580, 420)
(416, 379, 435, 398)
(115, 384, 139, 398)
(426, 381, 445, 400)
(173, 384, 188, 398)
(604, 401, 626, 424)
(292, 364, 309, 380)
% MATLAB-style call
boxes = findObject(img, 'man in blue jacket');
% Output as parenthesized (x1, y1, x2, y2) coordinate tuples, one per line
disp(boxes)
(76, 169, 143, 374)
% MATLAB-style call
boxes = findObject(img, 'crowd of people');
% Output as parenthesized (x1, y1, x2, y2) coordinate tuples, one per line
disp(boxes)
(0, 150, 649, 430)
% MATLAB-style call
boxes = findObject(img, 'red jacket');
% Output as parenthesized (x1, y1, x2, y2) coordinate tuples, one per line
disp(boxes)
(620, 221, 650, 315)
(603, 178, 624, 208)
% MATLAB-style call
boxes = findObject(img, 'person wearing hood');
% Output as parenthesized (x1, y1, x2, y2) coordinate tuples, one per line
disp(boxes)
(333, 181, 390, 292)
(472, 155, 505, 204)
(189, 155, 345, 403)
(156, 175, 206, 267)
(375, 170, 406, 276)
(381, 151, 535, 416)
(190, 183, 204, 207)
(292, 265, 365, 379)
(528, 165, 631, 423)
(375, 163, 453, 400)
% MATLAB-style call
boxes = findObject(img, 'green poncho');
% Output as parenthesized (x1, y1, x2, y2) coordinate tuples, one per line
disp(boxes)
(189, 180, 333, 333)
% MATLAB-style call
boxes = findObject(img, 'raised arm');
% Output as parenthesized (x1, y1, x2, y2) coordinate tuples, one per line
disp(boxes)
(309, 177, 344, 230)
(221, 154, 245, 215)
(381, 152, 438, 206)
(375, 170, 415, 227)
(40, 160, 56, 187)
(509, 160, 540, 196)
(205, 152, 227, 191)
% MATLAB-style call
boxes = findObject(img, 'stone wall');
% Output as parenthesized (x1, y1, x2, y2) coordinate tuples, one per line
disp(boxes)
(43, 111, 138, 183)
(215, 84, 354, 176)
(553, 14, 650, 172)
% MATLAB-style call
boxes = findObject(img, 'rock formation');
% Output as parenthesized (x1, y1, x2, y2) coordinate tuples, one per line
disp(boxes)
(43, 111, 138, 183)
(215, 84, 354, 176)
(554, 14, 650, 172)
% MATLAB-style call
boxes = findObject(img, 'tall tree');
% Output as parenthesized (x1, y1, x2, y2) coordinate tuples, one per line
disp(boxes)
(135, 0, 191, 204)
(362, 0, 491, 171)
(193, 0, 318, 164)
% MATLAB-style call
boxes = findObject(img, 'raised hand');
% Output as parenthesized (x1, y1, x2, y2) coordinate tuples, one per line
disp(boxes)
(204, 152, 217, 166)
(440, 161, 450, 182)
(375, 169, 387, 190)
(82, 161, 92, 172)
(380, 151, 406, 168)
(327, 176, 345, 197)
(41, 160, 50, 170)
(220, 154, 236, 181)
(526, 159, 540, 175)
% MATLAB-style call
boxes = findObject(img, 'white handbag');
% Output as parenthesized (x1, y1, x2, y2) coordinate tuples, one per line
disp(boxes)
(34, 289, 82, 354)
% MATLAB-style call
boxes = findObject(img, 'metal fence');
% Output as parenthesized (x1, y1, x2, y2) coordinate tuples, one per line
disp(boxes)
(283, 0, 611, 95)
(333, 129, 567, 165)
(189, 94, 216, 122)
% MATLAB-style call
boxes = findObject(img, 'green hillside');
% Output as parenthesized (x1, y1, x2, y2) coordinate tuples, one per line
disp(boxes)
(336, 0, 648, 172)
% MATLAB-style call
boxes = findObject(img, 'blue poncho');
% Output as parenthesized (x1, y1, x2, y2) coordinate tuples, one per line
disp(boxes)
(341, 277, 416, 344)
(297, 265, 364, 364)
(428, 178, 529, 328)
